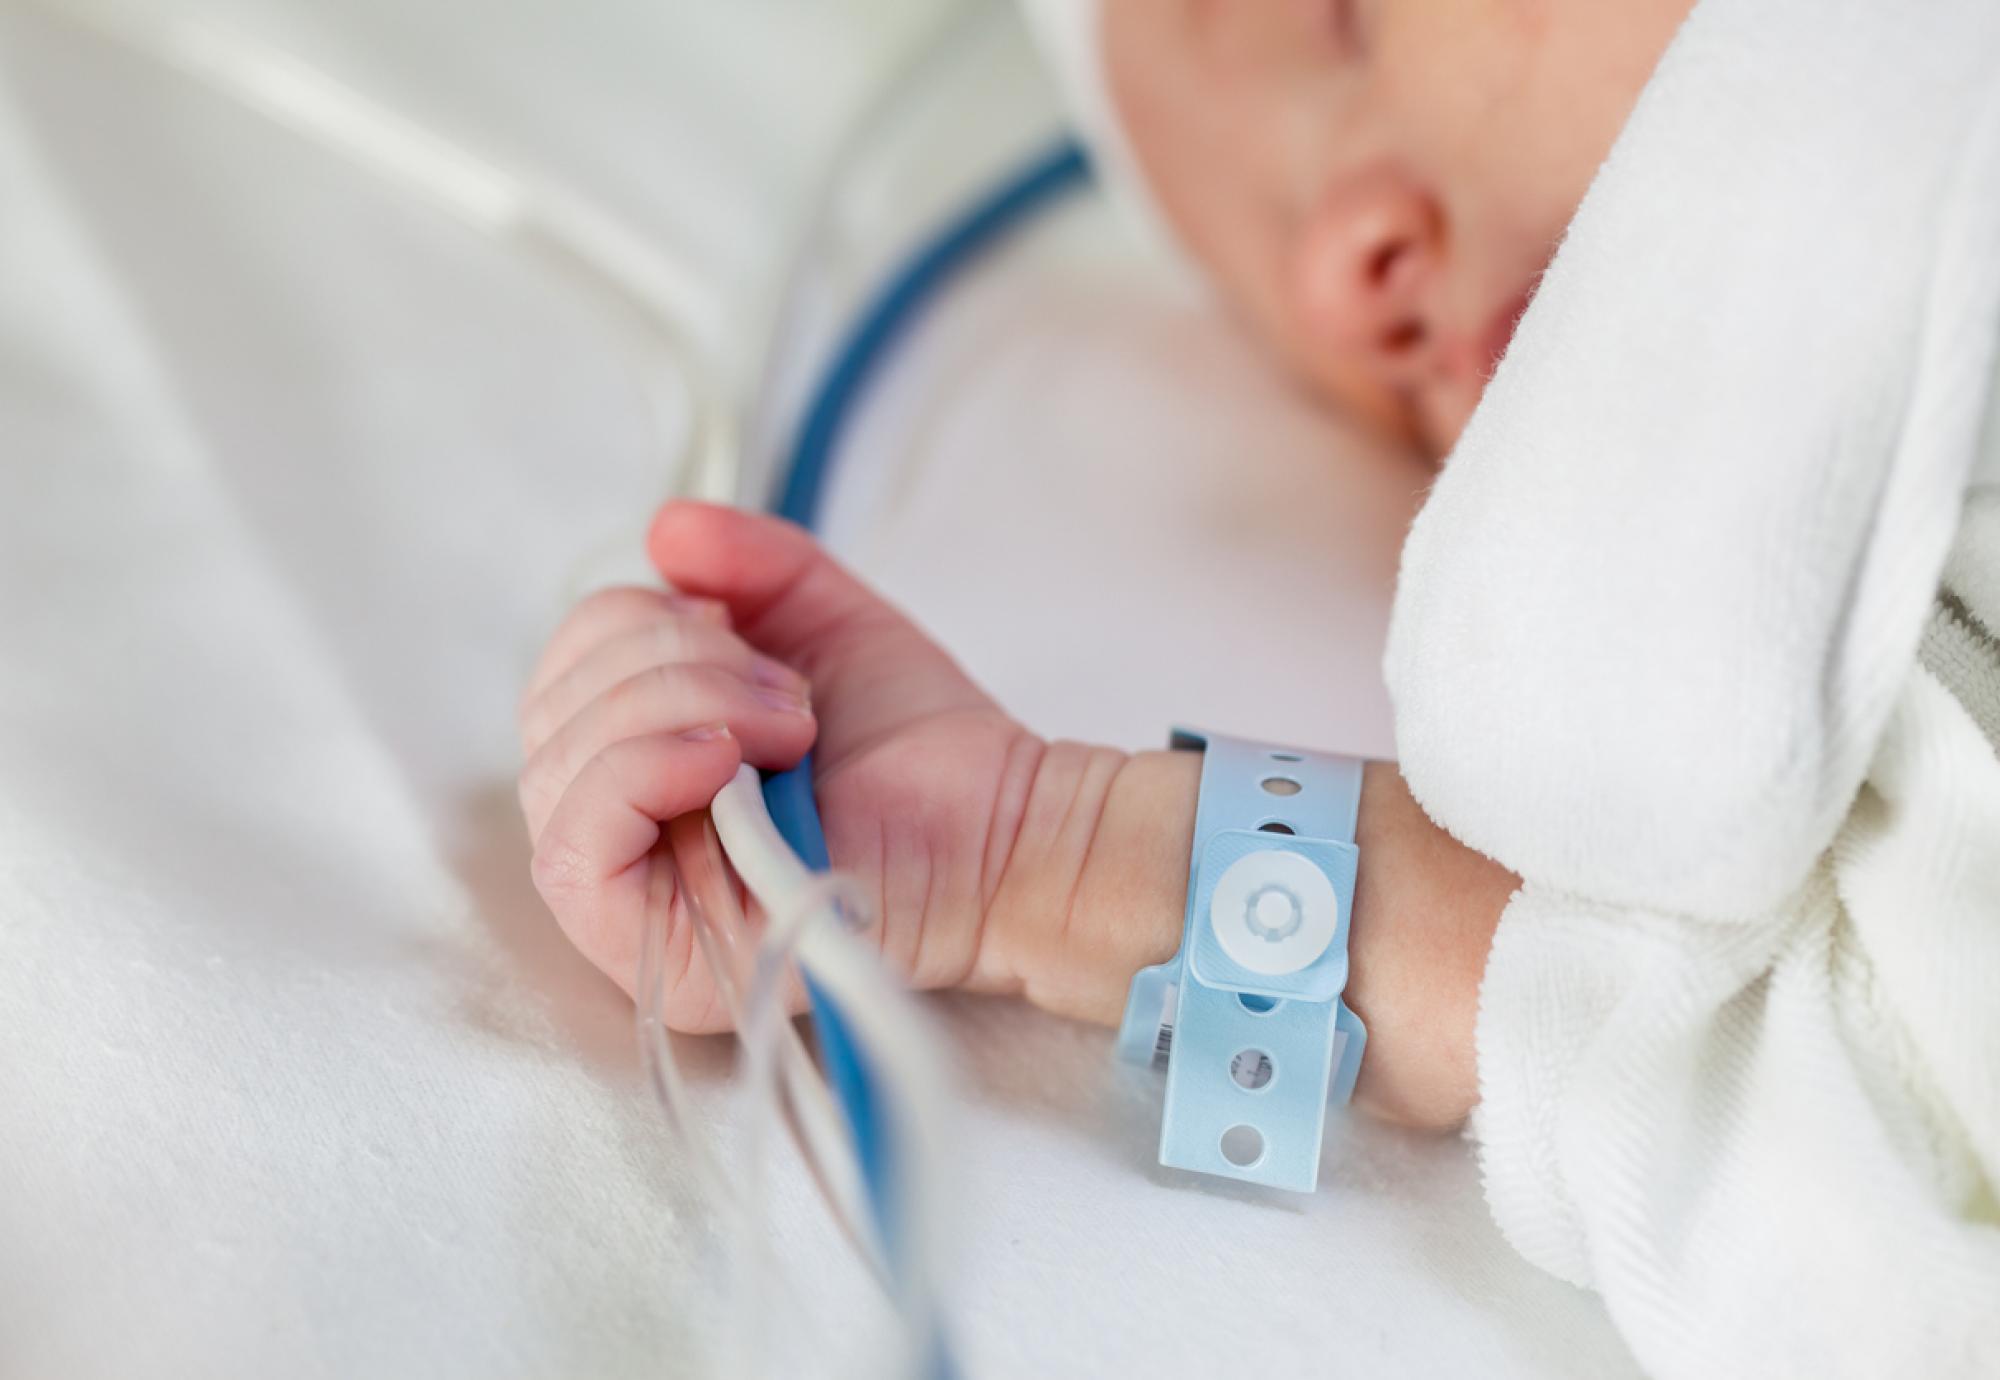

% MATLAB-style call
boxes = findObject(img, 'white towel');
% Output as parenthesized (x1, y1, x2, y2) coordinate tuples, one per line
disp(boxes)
(1385, 0, 2000, 1374)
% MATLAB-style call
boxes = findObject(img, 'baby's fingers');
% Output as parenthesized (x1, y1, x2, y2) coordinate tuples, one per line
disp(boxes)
(520, 615, 805, 758)
(523, 586, 728, 716)
(530, 727, 742, 996)
(519, 663, 815, 842)
(647, 502, 993, 748)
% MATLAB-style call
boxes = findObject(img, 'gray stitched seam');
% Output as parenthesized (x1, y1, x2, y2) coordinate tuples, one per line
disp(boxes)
(1937, 586, 2000, 662)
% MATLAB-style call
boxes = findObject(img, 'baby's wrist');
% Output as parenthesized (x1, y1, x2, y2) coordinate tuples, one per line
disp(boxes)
(973, 743, 1197, 1024)
(969, 740, 1511, 1133)
(1345, 763, 1513, 1128)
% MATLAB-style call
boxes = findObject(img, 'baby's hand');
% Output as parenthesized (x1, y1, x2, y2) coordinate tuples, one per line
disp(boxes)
(516, 578, 816, 1029)
(521, 501, 1512, 1128)
(520, 502, 1066, 1031)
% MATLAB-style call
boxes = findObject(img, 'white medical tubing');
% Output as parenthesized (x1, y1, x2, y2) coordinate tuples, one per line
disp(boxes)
(34, 0, 738, 514)
(718, 770, 956, 1380)
(657, 813, 884, 1281)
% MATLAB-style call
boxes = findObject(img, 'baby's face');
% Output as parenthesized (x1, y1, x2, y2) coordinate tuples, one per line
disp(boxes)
(1103, 0, 1693, 457)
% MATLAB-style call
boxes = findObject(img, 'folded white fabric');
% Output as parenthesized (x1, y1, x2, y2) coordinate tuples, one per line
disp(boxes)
(1386, 0, 2000, 1374)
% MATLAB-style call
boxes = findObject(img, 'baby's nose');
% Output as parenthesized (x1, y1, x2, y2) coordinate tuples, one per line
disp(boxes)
(1292, 167, 1445, 380)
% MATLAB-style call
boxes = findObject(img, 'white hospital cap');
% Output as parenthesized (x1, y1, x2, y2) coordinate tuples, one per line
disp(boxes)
(1016, 0, 1191, 270)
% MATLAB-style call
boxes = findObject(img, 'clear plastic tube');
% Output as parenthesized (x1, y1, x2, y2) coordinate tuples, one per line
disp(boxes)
(658, 813, 883, 1280)
(713, 770, 957, 1379)
(634, 855, 724, 1184)
(730, 871, 867, 1375)
(643, 814, 947, 1377)
(29, 0, 740, 611)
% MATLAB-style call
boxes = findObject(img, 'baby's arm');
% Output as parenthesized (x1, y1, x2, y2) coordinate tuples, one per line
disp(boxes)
(522, 503, 1513, 1128)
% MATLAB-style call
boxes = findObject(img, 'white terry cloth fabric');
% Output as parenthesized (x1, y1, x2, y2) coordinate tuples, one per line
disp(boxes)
(1386, 0, 2000, 1375)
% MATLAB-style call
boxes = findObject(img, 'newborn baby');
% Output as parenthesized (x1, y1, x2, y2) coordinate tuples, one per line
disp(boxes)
(518, 0, 1699, 1128)
(518, 1, 2000, 1375)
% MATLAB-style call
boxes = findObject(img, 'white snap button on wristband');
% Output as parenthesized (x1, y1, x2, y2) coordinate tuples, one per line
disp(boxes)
(1208, 849, 1339, 975)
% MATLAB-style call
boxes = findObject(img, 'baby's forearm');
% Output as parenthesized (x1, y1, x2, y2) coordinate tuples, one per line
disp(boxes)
(976, 743, 1515, 1129)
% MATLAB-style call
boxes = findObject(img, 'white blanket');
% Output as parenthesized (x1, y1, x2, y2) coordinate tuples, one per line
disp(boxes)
(1386, 0, 2000, 1374)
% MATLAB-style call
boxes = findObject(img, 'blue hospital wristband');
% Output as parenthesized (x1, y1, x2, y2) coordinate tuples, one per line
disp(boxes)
(1116, 729, 1367, 1192)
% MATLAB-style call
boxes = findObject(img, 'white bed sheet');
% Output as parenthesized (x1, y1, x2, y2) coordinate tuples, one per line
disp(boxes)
(0, 3, 1642, 1375)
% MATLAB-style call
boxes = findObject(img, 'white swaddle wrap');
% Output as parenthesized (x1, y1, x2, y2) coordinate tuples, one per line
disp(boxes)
(1386, 0, 2000, 1375)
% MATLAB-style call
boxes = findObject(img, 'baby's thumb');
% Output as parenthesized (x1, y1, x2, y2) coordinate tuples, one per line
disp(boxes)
(647, 502, 992, 741)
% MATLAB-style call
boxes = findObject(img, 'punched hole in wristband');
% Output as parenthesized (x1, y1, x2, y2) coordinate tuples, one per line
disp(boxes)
(1229, 1049, 1275, 1091)
(1220, 1124, 1266, 1167)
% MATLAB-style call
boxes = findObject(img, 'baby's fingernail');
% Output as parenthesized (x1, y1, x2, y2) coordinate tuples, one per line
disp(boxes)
(750, 655, 806, 691)
(753, 683, 813, 716)
(666, 594, 728, 625)
(681, 722, 732, 742)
